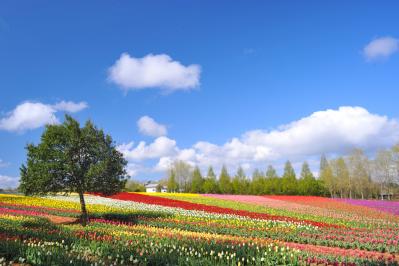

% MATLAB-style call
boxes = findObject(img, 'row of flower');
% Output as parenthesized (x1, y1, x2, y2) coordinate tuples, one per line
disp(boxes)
(336, 198, 399, 216)
(3, 193, 399, 253)
(153, 193, 399, 228)
(0, 206, 395, 265)
(0, 193, 398, 265)
(105, 192, 337, 228)
(265, 195, 399, 219)
(95, 193, 399, 253)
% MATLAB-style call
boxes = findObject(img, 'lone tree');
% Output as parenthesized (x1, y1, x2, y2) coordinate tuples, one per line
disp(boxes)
(19, 115, 128, 226)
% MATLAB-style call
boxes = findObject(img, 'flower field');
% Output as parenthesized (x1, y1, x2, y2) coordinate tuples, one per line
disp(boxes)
(0, 193, 398, 265)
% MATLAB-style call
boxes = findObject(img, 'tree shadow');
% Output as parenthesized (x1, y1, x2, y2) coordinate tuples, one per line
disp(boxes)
(89, 211, 172, 224)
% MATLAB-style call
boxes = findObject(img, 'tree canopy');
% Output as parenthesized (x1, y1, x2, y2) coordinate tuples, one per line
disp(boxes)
(19, 115, 128, 226)
(218, 165, 232, 194)
(281, 161, 297, 195)
(191, 166, 204, 193)
(202, 166, 219, 193)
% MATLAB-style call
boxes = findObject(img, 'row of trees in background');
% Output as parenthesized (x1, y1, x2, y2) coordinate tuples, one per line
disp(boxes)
(320, 146, 399, 199)
(165, 160, 324, 196)
(163, 145, 399, 199)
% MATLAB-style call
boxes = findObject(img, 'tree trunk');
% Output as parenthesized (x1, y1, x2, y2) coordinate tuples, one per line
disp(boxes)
(79, 191, 88, 226)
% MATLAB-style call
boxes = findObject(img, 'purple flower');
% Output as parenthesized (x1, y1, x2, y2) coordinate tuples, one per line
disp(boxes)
(335, 198, 399, 215)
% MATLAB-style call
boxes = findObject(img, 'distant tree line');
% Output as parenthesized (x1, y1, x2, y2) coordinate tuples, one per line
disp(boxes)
(165, 160, 325, 196)
(125, 180, 146, 192)
(320, 146, 399, 199)
(163, 144, 399, 199)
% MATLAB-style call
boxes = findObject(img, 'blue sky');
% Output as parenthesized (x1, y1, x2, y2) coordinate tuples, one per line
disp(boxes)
(1, 1, 399, 187)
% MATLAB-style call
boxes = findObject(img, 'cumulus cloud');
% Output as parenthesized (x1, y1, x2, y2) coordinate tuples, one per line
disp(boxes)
(108, 53, 201, 92)
(154, 157, 174, 172)
(0, 101, 88, 133)
(0, 102, 59, 132)
(119, 106, 399, 177)
(125, 163, 142, 177)
(137, 116, 167, 137)
(363, 36, 399, 61)
(52, 101, 88, 113)
(241, 106, 399, 158)
(117, 136, 178, 161)
(0, 175, 19, 189)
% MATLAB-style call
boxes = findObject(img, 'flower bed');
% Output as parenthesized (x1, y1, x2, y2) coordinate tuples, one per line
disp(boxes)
(335, 198, 399, 216)
(105, 192, 337, 228)
(0, 193, 398, 265)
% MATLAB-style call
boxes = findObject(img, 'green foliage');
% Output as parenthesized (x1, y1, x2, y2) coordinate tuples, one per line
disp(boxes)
(262, 165, 281, 194)
(190, 166, 204, 193)
(265, 165, 279, 179)
(281, 161, 297, 195)
(167, 169, 178, 192)
(218, 165, 232, 194)
(319, 157, 335, 197)
(206, 166, 216, 180)
(348, 149, 371, 199)
(164, 147, 395, 199)
(168, 160, 192, 192)
(19, 115, 127, 225)
(202, 166, 219, 193)
(20, 115, 127, 195)
(298, 161, 323, 196)
(232, 166, 249, 194)
(250, 169, 265, 195)
(156, 184, 163, 192)
(125, 180, 145, 192)
(331, 157, 350, 198)
(300, 161, 313, 180)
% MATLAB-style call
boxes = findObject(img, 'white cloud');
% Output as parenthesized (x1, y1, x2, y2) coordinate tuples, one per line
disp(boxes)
(108, 53, 201, 92)
(241, 106, 399, 158)
(154, 157, 174, 172)
(0, 101, 87, 133)
(126, 163, 142, 177)
(363, 36, 399, 61)
(137, 116, 167, 137)
(53, 101, 88, 113)
(0, 102, 59, 132)
(119, 106, 399, 177)
(0, 175, 19, 189)
(117, 136, 178, 161)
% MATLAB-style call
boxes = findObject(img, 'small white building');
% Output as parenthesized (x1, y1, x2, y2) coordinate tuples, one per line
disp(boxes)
(145, 183, 167, 193)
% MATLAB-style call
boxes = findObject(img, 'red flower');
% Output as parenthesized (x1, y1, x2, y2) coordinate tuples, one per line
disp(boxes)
(101, 192, 338, 228)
